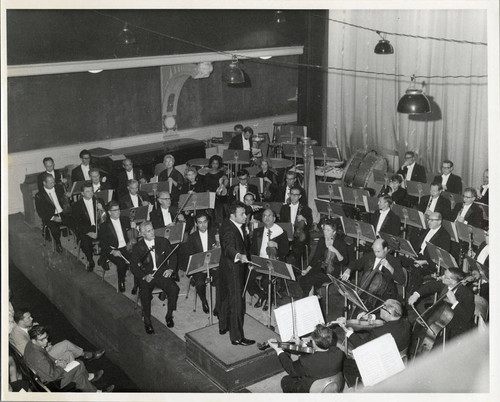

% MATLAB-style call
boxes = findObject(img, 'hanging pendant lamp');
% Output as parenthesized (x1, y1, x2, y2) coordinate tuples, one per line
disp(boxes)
(117, 23, 136, 45)
(397, 75, 431, 114)
(222, 56, 245, 84)
(374, 31, 394, 54)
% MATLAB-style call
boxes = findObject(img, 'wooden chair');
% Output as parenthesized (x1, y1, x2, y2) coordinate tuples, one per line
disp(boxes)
(309, 371, 345, 393)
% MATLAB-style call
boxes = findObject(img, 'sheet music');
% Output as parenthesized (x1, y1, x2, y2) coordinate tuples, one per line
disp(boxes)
(273, 296, 324, 341)
(352, 333, 405, 386)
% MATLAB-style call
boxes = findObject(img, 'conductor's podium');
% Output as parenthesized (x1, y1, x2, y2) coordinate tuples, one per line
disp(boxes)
(185, 315, 283, 392)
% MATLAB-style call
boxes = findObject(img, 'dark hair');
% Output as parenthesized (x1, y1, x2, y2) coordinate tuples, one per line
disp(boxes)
(41, 172, 54, 183)
(237, 169, 249, 178)
(443, 159, 454, 168)
(14, 308, 30, 324)
(195, 211, 210, 222)
(379, 194, 393, 206)
(234, 124, 244, 131)
(81, 181, 93, 192)
(321, 218, 340, 231)
(430, 181, 444, 191)
(290, 186, 302, 194)
(28, 325, 47, 340)
(244, 192, 256, 201)
(447, 268, 465, 282)
(390, 175, 403, 184)
(229, 201, 246, 216)
(243, 126, 254, 135)
(263, 208, 276, 218)
(311, 324, 336, 350)
(405, 151, 415, 158)
(42, 157, 54, 164)
(107, 200, 120, 211)
(464, 187, 477, 198)
(286, 171, 297, 179)
(89, 168, 100, 176)
(79, 149, 91, 159)
(127, 179, 139, 186)
(209, 155, 223, 167)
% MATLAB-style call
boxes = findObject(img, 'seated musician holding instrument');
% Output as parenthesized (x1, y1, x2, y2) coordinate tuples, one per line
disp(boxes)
(248, 208, 289, 309)
(203, 155, 229, 223)
(229, 169, 259, 204)
(228, 125, 253, 151)
(130, 221, 180, 333)
(275, 171, 307, 205)
(340, 239, 405, 310)
(183, 166, 206, 193)
(116, 158, 145, 198)
(396, 151, 427, 183)
(267, 324, 345, 393)
(37, 157, 67, 192)
(89, 168, 111, 194)
(452, 187, 484, 228)
(299, 218, 348, 297)
(256, 158, 278, 201)
(98, 201, 136, 293)
(280, 187, 313, 268)
(150, 191, 184, 229)
(417, 182, 452, 221)
(243, 192, 263, 225)
(408, 268, 475, 344)
(370, 195, 401, 237)
(72, 181, 105, 272)
(337, 299, 411, 386)
(71, 149, 93, 182)
(158, 154, 185, 206)
(378, 174, 407, 206)
(35, 173, 72, 253)
(119, 179, 151, 210)
(433, 160, 463, 195)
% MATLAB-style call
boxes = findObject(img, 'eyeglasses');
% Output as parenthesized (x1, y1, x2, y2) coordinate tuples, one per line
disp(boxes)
(427, 218, 441, 221)
(158, 197, 171, 200)
(463, 195, 474, 199)
(290, 193, 301, 196)
(109, 209, 120, 212)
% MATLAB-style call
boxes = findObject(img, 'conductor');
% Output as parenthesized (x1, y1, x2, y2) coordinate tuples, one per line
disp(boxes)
(216, 201, 256, 346)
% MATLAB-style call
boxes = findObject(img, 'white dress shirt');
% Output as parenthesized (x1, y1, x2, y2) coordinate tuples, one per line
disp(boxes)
(92, 182, 101, 193)
(81, 164, 90, 180)
(428, 196, 439, 212)
(259, 224, 284, 257)
(199, 230, 208, 252)
(441, 173, 451, 188)
(290, 203, 299, 228)
(238, 184, 248, 202)
(161, 208, 172, 225)
(110, 218, 127, 249)
(144, 239, 157, 270)
(420, 227, 439, 254)
(375, 209, 390, 235)
(477, 245, 489, 265)
(126, 170, 135, 180)
(481, 185, 488, 197)
(130, 193, 139, 208)
(83, 197, 96, 226)
(242, 134, 251, 151)
(284, 186, 291, 203)
(405, 163, 415, 181)
(45, 187, 63, 214)
(459, 203, 472, 222)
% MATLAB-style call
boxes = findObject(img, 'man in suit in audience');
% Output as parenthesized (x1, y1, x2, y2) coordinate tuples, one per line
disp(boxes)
(275, 171, 307, 205)
(98, 201, 135, 292)
(183, 212, 217, 314)
(37, 157, 66, 191)
(418, 182, 452, 221)
(476, 168, 489, 205)
(433, 160, 462, 194)
(371, 195, 401, 236)
(158, 154, 184, 206)
(130, 221, 180, 333)
(452, 188, 484, 228)
(35, 173, 71, 253)
(216, 202, 255, 346)
(397, 151, 426, 183)
(24, 325, 113, 392)
(228, 126, 253, 151)
(116, 158, 144, 198)
(228, 169, 259, 204)
(72, 181, 105, 271)
(119, 179, 151, 210)
(71, 149, 92, 182)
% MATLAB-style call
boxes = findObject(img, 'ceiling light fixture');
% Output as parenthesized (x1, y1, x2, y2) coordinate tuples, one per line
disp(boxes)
(397, 75, 431, 114)
(374, 31, 394, 55)
(117, 23, 136, 45)
(221, 56, 245, 84)
(274, 11, 286, 24)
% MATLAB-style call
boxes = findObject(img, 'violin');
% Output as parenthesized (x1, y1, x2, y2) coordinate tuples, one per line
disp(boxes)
(257, 340, 315, 354)
(293, 203, 307, 243)
(266, 228, 278, 260)
(126, 209, 138, 252)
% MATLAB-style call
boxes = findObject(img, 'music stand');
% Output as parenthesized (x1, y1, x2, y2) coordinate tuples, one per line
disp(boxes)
(178, 192, 215, 214)
(95, 189, 113, 203)
(186, 248, 221, 325)
(426, 242, 458, 276)
(406, 181, 431, 204)
(315, 199, 345, 219)
(475, 202, 489, 221)
(466, 257, 488, 282)
(363, 195, 379, 213)
(69, 180, 88, 198)
(378, 232, 418, 259)
(154, 222, 186, 244)
(140, 181, 170, 197)
(222, 149, 251, 177)
(392, 204, 427, 231)
(441, 191, 463, 210)
(230, 177, 263, 194)
(316, 182, 342, 201)
(441, 220, 459, 243)
(248, 255, 297, 328)
(329, 276, 368, 314)
(253, 201, 283, 217)
(340, 217, 376, 243)
(312, 146, 342, 161)
(339, 187, 371, 209)
(120, 205, 149, 224)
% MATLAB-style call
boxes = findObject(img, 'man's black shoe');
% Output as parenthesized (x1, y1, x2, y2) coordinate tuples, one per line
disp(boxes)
(262, 299, 269, 311)
(118, 282, 125, 293)
(84, 349, 105, 361)
(144, 324, 155, 334)
(131, 285, 138, 295)
(103, 384, 115, 392)
(87, 261, 95, 272)
(231, 338, 256, 346)
(254, 296, 266, 308)
(55, 244, 63, 253)
(158, 292, 166, 301)
(166, 316, 174, 328)
(90, 369, 104, 383)
(101, 261, 110, 271)
(201, 299, 209, 314)
(219, 329, 228, 335)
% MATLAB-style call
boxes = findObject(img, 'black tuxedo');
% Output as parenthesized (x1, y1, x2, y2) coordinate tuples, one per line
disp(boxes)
(228, 133, 253, 150)
(275, 184, 307, 205)
(228, 183, 259, 204)
(477, 185, 489, 205)
(71, 164, 92, 182)
(379, 186, 408, 206)
(452, 202, 484, 228)
(98, 216, 132, 283)
(118, 191, 151, 210)
(117, 168, 142, 197)
(72, 196, 104, 264)
(37, 169, 64, 191)
(418, 195, 452, 221)
(217, 219, 249, 342)
(475, 241, 489, 267)
(348, 318, 411, 352)
(158, 168, 185, 205)
(35, 185, 71, 246)
(280, 203, 313, 266)
(433, 173, 462, 195)
(150, 207, 176, 229)
(397, 163, 426, 183)
(130, 237, 179, 325)
(371, 209, 401, 236)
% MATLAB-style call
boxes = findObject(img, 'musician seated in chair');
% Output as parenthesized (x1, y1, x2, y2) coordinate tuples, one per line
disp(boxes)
(275, 171, 307, 205)
(337, 299, 411, 386)
(371, 195, 401, 237)
(243, 192, 263, 224)
(417, 182, 452, 221)
(119, 179, 151, 210)
(341, 239, 405, 311)
(248, 209, 290, 310)
(35, 173, 72, 253)
(72, 181, 105, 272)
(228, 125, 253, 152)
(299, 218, 348, 298)
(378, 175, 407, 206)
(130, 221, 180, 334)
(452, 187, 485, 228)
(37, 157, 67, 192)
(150, 190, 185, 230)
(267, 324, 344, 393)
(256, 158, 278, 201)
(408, 268, 475, 344)
(228, 169, 259, 204)
(88, 168, 111, 194)
(158, 154, 185, 206)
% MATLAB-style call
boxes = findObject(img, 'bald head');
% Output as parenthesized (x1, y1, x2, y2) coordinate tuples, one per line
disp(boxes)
(372, 239, 389, 259)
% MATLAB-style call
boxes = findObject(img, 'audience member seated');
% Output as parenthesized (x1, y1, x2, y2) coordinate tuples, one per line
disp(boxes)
(452, 187, 484, 228)
(433, 160, 462, 194)
(158, 154, 184, 205)
(116, 158, 145, 198)
(396, 151, 426, 183)
(119, 179, 151, 210)
(228, 125, 253, 151)
(476, 168, 489, 205)
(24, 325, 113, 393)
(371, 195, 401, 236)
(378, 174, 407, 206)
(257, 158, 279, 201)
(72, 181, 105, 271)
(267, 324, 344, 393)
(418, 182, 452, 221)
(275, 171, 307, 205)
(37, 157, 66, 192)
(71, 149, 92, 182)
(35, 173, 72, 253)
(229, 169, 259, 204)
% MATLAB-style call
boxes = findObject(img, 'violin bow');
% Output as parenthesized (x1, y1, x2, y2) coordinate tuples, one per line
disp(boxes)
(410, 303, 436, 335)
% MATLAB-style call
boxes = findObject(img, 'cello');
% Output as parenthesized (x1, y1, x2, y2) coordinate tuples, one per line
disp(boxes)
(356, 257, 395, 313)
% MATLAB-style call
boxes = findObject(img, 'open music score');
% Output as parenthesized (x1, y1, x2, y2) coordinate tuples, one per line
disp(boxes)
(378, 232, 418, 258)
(140, 181, 170, 195)
(120, 205, 149, 223)
(363, 195, 380, 213)
(314, 198, 346, 218)
(69, 180, 88, 197)
(455, 221, 487, 246)
(406, 180, 431, 199)
(177, 192, 215, 211)
(338, 187, 371, 206)
(316, 182, 343, 201)
(340, 216, 376, 243)
(391, 204, 427, 229)
(441, 220, 460, 243)
(426, 243, 458, 269)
